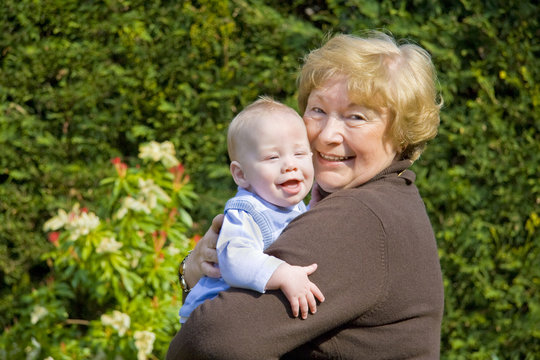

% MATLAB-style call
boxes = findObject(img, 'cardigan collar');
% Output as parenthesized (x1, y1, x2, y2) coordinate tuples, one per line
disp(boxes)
(316, 159, 415, 199)
(368, 159, 415, 185)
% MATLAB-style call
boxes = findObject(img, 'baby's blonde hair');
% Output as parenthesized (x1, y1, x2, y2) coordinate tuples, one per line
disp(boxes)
(297, 31, 442, 161)
(227, 96, 301, 162)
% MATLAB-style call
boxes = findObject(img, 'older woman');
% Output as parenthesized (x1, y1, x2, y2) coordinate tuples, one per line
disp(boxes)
(167, 31, 444, 359)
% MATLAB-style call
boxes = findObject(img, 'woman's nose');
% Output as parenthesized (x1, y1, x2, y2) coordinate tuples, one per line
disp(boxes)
(318, 116, 343, 144)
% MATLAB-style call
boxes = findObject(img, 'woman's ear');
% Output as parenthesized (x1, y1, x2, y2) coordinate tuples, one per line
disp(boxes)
(230, 161, 249, 188)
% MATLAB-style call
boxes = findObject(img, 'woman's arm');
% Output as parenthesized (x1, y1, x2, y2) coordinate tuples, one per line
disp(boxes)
(167, 196, 388, 359)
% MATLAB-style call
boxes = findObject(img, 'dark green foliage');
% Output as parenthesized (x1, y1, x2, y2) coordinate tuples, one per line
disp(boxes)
(0, 0, 321, 288)
(1, 0, 538, 358)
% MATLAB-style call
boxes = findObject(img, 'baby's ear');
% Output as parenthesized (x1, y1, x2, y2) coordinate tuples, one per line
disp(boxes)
(230, 161, 249, 188)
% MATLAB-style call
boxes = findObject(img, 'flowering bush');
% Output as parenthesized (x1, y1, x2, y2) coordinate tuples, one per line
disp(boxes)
(0, 141, 197, 359)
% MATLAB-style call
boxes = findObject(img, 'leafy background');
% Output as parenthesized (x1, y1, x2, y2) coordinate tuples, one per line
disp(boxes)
(1, 0, 538, 358)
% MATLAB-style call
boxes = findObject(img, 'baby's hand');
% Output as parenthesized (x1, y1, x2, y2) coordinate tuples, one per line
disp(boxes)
(269, 263, 325, 319)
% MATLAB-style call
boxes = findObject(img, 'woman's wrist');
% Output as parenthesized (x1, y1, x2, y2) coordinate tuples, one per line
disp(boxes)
(178, 213, 223, 294)
(178, 251, 193, 293)
(184, 247, 205, 290)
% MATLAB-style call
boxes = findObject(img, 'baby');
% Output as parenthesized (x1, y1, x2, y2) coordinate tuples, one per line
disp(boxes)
(179, 97, 324, 323)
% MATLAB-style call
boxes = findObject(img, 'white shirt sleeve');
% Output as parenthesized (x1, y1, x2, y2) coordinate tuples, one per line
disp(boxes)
(216, 209, 284, 293)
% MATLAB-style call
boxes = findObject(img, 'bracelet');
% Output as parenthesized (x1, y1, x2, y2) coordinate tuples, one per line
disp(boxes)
(178, 251, 192, 293)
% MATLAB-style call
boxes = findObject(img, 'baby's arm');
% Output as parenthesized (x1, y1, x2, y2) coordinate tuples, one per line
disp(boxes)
(219, 209, 324, 318)
(218, 210, 285, 292)
(265, 262, 325, 319)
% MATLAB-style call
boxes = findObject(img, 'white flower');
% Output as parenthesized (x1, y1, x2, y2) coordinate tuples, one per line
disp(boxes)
(139, 141, 162, 162)
(30, 305, 48, 324)
(167, 245, 181, 256)
(116, 197, 151, 219)
(138, 141, 179, 168)
(134, 330, 156, 360)
(44, 357, 54, 360)
(67, 211, 100, 240)
(25, 337, 41, 360)
(96, 237, 123, 254)
(101, 310, 130, 336)
(159, 142, 180, 168)
(43, 209, 69, 231)
(116, 206, 128, 220)
(128, 250, 142, 268)
(138, 178, 171, 208)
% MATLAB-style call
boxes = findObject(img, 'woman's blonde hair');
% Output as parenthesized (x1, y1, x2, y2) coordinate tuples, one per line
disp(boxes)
(297, 31, 442, 161)
(227, 96, 300, 162)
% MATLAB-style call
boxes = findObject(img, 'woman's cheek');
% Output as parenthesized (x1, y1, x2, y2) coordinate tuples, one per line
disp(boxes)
(304, 117, 319, 143)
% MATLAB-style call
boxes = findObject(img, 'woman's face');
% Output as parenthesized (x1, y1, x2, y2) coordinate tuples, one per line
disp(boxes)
(303, 77, 398, 193)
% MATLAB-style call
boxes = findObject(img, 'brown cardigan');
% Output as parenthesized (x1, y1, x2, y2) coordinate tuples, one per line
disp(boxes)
(167, 160, 444, 359)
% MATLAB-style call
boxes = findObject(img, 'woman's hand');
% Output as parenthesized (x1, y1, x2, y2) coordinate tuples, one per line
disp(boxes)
(184, 214, 223, 289)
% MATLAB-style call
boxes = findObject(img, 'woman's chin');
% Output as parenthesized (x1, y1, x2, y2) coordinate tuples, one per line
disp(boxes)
(315, 175, 345, 193)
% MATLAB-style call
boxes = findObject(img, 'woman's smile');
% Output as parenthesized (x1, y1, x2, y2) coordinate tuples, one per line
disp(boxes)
(317, 152, 353, 162)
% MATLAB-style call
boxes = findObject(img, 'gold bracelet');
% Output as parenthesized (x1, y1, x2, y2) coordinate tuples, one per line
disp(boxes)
(178, 251, 192, 293)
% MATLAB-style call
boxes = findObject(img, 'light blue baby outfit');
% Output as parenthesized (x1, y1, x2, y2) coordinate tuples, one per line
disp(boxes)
(179, 187, 307, 323)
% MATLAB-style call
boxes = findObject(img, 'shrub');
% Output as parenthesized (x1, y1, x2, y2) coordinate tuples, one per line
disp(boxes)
(1, 0, 538, 358)
(0, 142, 196, 359)
(0, 0, 322, 296)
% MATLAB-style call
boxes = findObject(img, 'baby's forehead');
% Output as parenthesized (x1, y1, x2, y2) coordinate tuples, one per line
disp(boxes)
(246, 109, 303, 129)
(244, 117, 306, 141)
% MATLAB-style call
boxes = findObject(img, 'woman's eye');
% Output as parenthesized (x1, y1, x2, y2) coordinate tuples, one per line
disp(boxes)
(350, 114, 367, 121)
(312, 107, 325, 114)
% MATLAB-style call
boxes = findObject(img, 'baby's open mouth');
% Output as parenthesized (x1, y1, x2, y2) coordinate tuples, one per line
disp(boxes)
(279, 180, 302, 195)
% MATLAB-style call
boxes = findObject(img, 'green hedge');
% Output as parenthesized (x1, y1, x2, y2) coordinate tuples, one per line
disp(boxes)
(1, 0, 538, 358)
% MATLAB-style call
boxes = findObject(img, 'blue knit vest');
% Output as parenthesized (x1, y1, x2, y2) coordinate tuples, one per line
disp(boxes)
(224, 188, 307, 249)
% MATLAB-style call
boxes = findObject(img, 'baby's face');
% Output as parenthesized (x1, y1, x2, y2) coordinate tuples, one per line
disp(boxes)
(239, 110, 314, 208)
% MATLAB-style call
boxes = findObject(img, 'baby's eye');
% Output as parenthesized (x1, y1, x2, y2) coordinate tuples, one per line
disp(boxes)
(266, 155, 279, 160)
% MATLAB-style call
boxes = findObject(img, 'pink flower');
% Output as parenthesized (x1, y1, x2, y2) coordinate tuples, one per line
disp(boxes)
(111, 157, 128, 177)
(152, 230, 167, 253)
(169, 163, 185, 177)
(111, 157, 121, 165)
(168, 208, 178, 223)
(190, 234, 201, 249)
(169, 163, 189, 191)
(48, 232, 60, 247)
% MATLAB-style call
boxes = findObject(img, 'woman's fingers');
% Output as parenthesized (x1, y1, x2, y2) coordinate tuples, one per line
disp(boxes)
(202, 261, 221, 278)
(204, 246, 218, 264)
(194, 214, 223, 278)
(210, 214, 225, 236)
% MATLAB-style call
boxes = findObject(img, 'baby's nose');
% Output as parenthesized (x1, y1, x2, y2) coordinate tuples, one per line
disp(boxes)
(282, 160, 298, 173)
